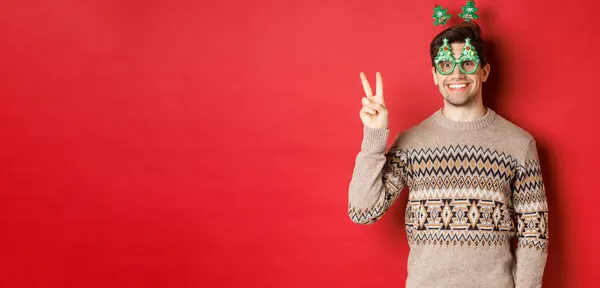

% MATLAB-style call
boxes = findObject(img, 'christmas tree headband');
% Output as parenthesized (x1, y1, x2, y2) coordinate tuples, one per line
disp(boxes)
(432, 0, 481, 75)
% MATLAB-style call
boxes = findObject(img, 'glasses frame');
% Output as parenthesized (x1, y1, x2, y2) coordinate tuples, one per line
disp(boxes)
(434, 38, 481, 75)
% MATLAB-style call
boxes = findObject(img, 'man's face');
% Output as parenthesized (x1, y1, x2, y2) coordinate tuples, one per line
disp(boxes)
(431, 42, 490, 107)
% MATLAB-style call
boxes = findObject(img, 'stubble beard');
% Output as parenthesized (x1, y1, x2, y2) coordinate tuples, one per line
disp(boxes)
(444, 92, 475, 107)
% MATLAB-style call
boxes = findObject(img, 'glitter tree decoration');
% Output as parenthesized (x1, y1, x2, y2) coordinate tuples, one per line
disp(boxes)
(436, 38, 454, 60)
(459, 0, 479, 22)
(456, 38, 481, 74)
(432, 5, 451, 26)
(434, 38, 456, 73)
(460, 38, 479, 61)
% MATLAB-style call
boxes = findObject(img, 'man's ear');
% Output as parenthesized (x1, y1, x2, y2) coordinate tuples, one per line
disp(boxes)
(482, 63, 490, 82)
(431, 67, 438, 85)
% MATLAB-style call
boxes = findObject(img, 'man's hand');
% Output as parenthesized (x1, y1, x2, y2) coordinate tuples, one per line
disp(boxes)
(359, 72, 388, 129)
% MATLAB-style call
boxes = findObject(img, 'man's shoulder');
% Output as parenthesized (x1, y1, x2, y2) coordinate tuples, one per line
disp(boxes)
(388, 113, 438, 149)
(492, 112, 535, 143)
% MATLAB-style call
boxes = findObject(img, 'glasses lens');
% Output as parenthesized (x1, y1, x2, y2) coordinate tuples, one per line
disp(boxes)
(460, 60, 478, 73)
(437, 61, 454, 73)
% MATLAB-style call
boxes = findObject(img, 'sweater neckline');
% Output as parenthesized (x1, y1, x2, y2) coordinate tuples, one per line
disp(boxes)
(432, 107, 497, 131)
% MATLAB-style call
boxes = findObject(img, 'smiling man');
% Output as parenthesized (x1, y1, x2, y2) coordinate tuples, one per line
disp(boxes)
(348, 22, 549, 287)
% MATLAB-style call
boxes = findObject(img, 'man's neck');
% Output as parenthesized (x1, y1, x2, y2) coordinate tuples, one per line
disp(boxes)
(441, 102, 487, 122)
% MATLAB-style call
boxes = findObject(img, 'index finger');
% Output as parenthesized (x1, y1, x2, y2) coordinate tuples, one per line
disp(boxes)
(376, 72, 383, 99)
(359, 72, 373, 98)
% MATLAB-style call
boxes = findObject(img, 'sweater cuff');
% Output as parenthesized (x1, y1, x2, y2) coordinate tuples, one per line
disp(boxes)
(361, 126, 389, 153)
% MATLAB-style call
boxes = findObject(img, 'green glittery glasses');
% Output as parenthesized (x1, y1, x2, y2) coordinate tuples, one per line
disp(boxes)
(432, 1, 481, 75)
(434, 38, 480, 75)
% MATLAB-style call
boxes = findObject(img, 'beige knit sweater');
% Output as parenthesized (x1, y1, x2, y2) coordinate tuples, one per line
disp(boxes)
(348, 108, 548, 288)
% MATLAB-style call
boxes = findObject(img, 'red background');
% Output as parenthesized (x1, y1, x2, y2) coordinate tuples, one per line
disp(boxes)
(1, 0, 598, 287)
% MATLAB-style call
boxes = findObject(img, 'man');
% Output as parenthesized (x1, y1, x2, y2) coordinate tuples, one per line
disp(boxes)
(348, 22, 549, 287)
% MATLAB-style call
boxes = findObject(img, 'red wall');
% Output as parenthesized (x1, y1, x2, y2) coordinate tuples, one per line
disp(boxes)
(1, 0, 598, 287)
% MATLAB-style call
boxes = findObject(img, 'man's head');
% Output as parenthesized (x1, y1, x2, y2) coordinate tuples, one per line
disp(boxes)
(430, 22, 490, 107)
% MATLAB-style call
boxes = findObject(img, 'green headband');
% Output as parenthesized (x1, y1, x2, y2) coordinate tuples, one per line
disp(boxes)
(432, 1, 481, 74)
(433, 1, 479, 26)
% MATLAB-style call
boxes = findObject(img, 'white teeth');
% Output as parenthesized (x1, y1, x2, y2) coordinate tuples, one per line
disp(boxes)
(449, 84, 467, 89)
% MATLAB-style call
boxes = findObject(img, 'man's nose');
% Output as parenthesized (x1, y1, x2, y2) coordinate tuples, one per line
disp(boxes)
(451, 65, 466, 78)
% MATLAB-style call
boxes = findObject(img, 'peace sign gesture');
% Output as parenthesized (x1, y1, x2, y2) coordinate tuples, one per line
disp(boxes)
(359, 72, 388, 129)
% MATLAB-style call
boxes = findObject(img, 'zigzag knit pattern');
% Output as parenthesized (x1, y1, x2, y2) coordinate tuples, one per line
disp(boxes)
(349, 144, 549, 251)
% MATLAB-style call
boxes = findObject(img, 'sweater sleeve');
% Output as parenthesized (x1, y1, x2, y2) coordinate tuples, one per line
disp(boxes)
(347, 126, 408, 225)
(512, 139, 549, 288)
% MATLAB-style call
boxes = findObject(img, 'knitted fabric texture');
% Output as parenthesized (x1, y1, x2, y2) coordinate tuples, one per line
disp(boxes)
(348, 108, 548, 288)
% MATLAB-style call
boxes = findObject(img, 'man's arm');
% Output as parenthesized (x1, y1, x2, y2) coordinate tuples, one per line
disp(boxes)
(347, 126, 407, 224)
(348, 72, 407, 224)
(512, 139, 549, 288)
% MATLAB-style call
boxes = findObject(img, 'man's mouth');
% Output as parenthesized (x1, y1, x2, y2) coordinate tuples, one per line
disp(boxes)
(446, 83, 470, 92)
